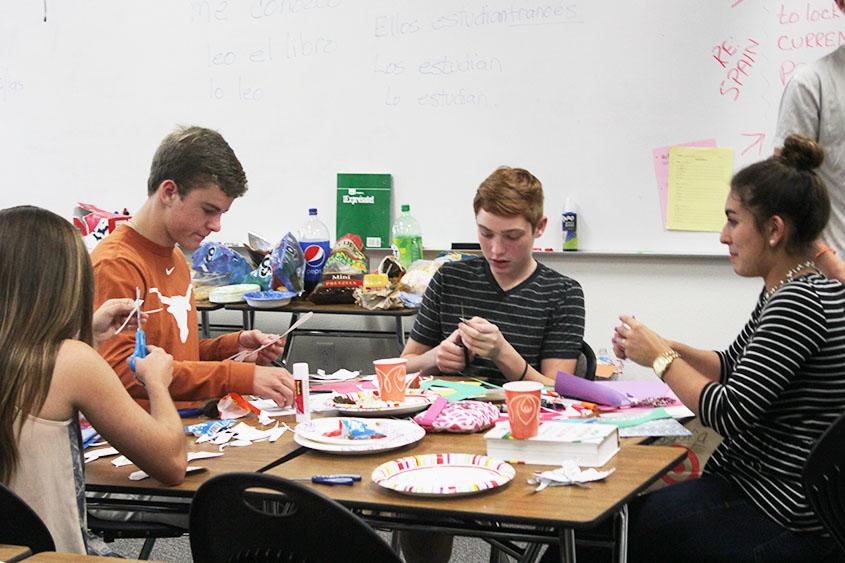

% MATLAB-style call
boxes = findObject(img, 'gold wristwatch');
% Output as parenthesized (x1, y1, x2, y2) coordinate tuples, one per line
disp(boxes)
(653, 350, 680, 380)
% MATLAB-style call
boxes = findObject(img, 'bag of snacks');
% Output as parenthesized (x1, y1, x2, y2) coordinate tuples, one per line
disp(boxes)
(309, 234, 369, 304)
(191, 242, 252, 285)
(270, 232, 305, 294)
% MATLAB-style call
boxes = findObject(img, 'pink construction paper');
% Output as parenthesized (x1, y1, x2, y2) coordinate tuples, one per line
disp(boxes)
(652, 139, 717, 225)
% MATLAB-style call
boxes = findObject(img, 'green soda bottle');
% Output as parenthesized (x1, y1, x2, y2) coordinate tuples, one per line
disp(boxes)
(391, 204, 423, 268)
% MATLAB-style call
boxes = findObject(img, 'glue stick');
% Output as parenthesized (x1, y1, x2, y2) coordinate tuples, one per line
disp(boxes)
(293, 362, 310, 423)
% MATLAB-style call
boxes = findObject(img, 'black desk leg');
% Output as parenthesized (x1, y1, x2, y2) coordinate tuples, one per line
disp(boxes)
(241, 310, 255, 330)
(559, 528, 576, 563)
(282, 312, 299, 364)
(395, 316, 406, 352)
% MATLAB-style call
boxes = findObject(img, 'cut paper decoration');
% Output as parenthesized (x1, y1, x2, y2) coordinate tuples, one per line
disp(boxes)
(420, 379, 488, 402)
(226, 311, 314, 361)
(528, 460, 615, 492)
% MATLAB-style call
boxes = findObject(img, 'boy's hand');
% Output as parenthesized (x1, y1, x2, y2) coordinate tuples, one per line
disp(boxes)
(435, 329, 470, 374)
(459, 317, 505, 360)
(237, 330, 285, 365)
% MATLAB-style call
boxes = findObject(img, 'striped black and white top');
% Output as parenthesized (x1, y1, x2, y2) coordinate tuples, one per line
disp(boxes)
(409, 258, 585, 382)
(701, 273, 845, 534)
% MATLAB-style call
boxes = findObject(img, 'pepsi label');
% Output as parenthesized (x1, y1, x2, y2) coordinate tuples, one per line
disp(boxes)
(299, 240, 331, 291)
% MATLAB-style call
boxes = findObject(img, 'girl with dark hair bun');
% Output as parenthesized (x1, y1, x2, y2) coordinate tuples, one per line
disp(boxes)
(605, 137, 845, 561)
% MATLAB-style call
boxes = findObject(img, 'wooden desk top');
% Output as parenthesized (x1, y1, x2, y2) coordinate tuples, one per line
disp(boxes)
(224, 299, 417, 316)
(195, 300, 224, 312)
(85, 418, 302, 496)
(266, 431, 685, 529)
(0, 544, 31, 562)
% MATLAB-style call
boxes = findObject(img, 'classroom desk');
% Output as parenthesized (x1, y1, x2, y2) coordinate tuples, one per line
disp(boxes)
(84, 418, 302, 500)
(0, 544, 31, 563)
(83, 409, 684, 563)
(224, 299, 418, 360)
(265, 431, 685, 563)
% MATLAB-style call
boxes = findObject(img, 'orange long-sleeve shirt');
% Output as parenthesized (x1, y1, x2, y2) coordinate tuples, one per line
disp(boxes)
(91, 225, 254, 402)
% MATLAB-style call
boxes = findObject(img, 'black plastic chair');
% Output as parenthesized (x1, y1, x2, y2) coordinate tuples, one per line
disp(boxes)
(87, 513, 185, 560)
(0, 482, 56, 554)
(803, 412, 845, 553)
(575, 340, 597, 381)
(189, 472, 402, 563)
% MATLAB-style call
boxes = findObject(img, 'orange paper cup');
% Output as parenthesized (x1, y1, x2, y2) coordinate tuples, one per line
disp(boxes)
(373, 358, 408, 402)
(504, 381, 543, 439)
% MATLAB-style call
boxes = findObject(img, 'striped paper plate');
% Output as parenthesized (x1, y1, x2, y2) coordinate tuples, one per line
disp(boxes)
(371, 453, 515, 497)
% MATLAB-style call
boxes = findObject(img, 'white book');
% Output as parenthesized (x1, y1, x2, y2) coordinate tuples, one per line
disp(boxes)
(484, 421, 619, 467)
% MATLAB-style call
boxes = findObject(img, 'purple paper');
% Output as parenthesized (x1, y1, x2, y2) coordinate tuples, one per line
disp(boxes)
(555, 372, 630, 407)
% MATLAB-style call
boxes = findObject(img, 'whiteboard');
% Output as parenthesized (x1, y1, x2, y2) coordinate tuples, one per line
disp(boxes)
(1, 0, 841, 253)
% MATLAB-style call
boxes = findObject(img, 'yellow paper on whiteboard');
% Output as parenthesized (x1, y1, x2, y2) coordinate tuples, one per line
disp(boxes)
(666, 147, 733, 232)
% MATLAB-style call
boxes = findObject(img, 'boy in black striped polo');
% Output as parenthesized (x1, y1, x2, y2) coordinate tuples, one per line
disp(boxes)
(403, 166, 585, 387)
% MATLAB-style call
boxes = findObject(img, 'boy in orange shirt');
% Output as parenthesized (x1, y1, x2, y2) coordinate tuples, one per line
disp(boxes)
(92, 126, 294, 407)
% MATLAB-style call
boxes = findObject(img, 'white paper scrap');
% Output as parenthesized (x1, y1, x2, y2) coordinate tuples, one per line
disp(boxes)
(313, 368, 359, 381)
(249, 398, 295, 417)
(528, 461, 615, 492)
(129, 465, 207, 481)
(187, 451, 224, 462)
(111, 455, 135, 468)
(268, 424, 288, 443)
(84, 447, 119, 464)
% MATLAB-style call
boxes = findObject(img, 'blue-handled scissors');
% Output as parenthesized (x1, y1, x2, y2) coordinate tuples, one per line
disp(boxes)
(296, 474, 362, 486)
(128, 287, 147, 373)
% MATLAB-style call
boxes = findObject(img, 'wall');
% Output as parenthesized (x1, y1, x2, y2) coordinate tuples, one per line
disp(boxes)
(1, 0, 843, 253)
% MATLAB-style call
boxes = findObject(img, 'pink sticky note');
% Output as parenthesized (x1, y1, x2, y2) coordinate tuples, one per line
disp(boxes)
(653, 139, 717, 224)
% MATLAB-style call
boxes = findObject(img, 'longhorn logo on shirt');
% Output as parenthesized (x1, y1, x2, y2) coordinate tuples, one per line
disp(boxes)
(303, 244, 327, 268)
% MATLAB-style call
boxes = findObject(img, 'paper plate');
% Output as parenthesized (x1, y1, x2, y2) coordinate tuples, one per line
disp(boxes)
(209, 284, 261, 304)
(243, 290, 296, 309)
(295, 417, 397, 445)
(330, 391, 433, 417)
(293, 418, 424, 455)
(372, 453, 515, 497)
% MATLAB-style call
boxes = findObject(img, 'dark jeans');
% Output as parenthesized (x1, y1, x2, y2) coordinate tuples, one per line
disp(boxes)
(541, 475, 841, 563)
(626, 475, 840, 563)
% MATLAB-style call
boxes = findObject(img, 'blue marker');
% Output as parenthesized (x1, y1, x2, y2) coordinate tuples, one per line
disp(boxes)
(128, 288, 147, 373)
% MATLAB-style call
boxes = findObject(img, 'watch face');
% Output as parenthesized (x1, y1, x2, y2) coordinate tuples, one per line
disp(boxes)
(653, 356, 668, 377)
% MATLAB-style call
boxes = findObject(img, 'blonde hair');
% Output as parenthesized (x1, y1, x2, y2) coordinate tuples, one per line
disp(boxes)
(0, 206, 93, 483)
(473, 167, 544, 229)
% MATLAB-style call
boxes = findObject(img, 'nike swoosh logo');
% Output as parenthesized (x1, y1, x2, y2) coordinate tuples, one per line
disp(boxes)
(165, 266, 175, 275)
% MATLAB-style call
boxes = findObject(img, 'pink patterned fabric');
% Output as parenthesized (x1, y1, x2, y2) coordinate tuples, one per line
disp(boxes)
(414, 400, 500, 433)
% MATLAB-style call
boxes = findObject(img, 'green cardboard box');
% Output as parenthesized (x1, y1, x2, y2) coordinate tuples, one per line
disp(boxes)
(336, 173, 392, 249)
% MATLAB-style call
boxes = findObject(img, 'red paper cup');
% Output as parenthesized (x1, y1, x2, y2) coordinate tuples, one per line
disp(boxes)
(504, 381, 543, 439)
(373, 358, 407, 402)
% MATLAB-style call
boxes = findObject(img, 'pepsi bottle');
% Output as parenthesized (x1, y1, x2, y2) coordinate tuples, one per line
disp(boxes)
(297, 208, 331, 295)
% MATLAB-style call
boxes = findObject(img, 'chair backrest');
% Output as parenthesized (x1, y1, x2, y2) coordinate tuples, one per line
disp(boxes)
(0, 482, 56, 553)
(190, 472, 402, 563)
(803, 411, 845, 553)
(575, 341, 597, 381)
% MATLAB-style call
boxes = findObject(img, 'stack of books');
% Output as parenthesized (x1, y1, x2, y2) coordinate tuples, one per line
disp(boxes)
(484, 421, 619, 467)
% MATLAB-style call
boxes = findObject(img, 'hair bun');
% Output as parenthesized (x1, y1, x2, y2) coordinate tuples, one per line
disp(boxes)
(780, 134, 824, 171)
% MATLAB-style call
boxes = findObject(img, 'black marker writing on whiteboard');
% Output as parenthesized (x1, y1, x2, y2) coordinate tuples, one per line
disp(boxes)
(43, 0, 47, 22)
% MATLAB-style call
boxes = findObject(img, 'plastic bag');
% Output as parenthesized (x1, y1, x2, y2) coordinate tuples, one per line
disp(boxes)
(271, 232, 305, 294)
(309, 234, 369, 304)
(72, 202, 131, 250)
(191, 242, 252, 285)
